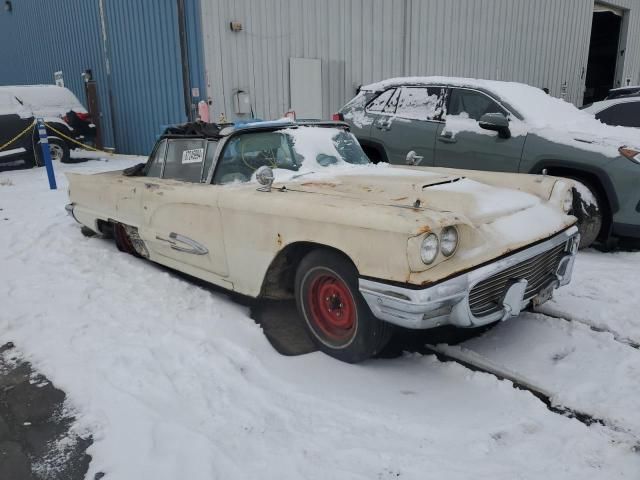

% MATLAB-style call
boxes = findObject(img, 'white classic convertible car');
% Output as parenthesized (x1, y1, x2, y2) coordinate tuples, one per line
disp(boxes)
(66, 120, 580, 363)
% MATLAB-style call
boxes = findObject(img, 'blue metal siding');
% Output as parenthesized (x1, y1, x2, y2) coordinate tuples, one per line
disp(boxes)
(0, 0, 207, 155)
(0, 0, 115, 148)
(102, 0, 187, 154)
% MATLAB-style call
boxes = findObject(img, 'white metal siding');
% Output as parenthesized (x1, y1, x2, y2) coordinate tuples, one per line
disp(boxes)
(200, 0, 640, 120)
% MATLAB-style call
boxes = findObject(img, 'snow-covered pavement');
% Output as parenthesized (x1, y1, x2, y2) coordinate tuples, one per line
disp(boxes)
(1, 157, 639, 479)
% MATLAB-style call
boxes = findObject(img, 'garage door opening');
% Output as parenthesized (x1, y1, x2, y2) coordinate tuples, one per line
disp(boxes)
(583, 6, 625, 105)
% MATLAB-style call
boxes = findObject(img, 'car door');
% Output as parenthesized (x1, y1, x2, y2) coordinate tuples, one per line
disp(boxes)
(0, 91, 34, 161)
(368, 86, 445, 165)
(139, 138, 230, 280)
(434, 87, 526, 172)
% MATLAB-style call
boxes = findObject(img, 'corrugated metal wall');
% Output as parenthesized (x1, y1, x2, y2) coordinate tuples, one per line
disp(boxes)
(201, 0, 640, 120)
(0, 0, 206, 155)
(201, 0, 406, 121)
(0, 0, 115, 147)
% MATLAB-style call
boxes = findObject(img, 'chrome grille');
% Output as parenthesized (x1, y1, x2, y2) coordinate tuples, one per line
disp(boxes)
(468, 243, 567, 317)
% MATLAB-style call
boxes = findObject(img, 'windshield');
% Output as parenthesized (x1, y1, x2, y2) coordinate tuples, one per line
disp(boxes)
(214, 127, 369, 184)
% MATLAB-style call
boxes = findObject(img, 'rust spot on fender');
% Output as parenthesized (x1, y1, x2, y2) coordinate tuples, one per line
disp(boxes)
(301, 181, 337, 188)
(416, 225, 431, 235)
(276, 233, 283, 247)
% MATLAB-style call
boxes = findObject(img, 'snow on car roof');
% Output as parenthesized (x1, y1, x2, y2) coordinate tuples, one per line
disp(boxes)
(0, 84, 85, 110)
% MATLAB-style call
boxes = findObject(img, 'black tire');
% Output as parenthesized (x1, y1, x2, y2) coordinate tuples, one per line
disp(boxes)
(568, 180, 603, 249)
(295, 249, 393, 363)
(35, 138, 70, 165)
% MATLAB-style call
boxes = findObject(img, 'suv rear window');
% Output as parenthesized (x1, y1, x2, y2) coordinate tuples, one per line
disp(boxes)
(365, 89, 396, 113)
(395, 87, 444, 120)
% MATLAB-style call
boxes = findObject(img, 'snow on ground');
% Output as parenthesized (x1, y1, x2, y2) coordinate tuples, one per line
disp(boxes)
(439, 312, 640, 435)
(1, 156, 640, 479)
(539, 249, 640, 346)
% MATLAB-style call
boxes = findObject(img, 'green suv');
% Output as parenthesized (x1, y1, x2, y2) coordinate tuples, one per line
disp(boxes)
(337, 76, 640, 248)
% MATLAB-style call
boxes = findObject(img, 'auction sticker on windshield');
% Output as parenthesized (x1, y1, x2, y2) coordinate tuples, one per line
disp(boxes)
(182, 148, 204, 164)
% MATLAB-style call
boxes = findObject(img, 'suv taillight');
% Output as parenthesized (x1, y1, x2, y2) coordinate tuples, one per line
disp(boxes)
(75, 111, 91, 122)
(332, 113, 344, 121)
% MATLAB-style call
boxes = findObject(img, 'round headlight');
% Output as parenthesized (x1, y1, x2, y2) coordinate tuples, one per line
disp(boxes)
(420, 233, 439, 264)
(440, 226, 459, 257)
(562, 189, 574, 213)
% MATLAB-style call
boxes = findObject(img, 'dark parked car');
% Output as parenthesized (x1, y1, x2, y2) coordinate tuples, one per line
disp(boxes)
(605, 86, 640, 100)
(582, 97, 640, 128)
(0, 85, 96, 168)
(337, 76, 640, 248)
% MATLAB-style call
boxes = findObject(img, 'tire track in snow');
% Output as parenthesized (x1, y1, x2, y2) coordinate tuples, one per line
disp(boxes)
(425, 343, 640, 450)
(539, 309, 640, 350)
(425, 312, 640, 450)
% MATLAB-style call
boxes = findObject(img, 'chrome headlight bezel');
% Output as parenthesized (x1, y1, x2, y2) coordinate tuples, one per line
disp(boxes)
(440, 226, 459, 257)
(420, 233, 439, 265)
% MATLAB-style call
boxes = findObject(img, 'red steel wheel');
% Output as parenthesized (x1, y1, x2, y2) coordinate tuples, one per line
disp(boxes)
(306, 272, 357, 346)
(295, 249, 393, 363)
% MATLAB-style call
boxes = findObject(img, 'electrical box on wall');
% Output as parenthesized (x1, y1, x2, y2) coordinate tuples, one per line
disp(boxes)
(234, 90, 251, 114)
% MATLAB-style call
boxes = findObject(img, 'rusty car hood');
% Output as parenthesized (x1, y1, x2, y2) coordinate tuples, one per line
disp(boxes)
(282, 167, 541, 225)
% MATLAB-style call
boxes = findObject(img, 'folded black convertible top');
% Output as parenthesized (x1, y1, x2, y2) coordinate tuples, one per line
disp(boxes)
(160, 121, 232, 140)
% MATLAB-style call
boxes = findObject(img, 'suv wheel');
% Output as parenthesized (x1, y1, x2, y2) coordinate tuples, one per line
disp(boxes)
(570, 181, 603, 249)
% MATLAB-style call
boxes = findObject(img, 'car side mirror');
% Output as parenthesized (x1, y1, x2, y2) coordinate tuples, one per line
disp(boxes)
(479, 113, 511, 139)
(255, 165, 274, 192)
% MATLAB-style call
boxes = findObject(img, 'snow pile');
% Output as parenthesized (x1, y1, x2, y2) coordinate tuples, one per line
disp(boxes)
(1, 157, 639, 478)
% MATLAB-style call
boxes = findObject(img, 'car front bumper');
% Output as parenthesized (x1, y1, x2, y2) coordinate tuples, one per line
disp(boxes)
(359, 226, 580, 330)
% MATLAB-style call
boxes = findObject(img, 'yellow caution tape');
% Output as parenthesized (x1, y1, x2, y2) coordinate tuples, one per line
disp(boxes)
(44, 122, 114, 156)
(0, 120, 36, 152)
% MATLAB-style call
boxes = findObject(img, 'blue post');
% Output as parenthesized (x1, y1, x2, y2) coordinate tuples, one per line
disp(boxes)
(36, 118, 57, 190)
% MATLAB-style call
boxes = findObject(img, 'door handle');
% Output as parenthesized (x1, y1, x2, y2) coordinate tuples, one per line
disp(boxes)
(375, 119, 392, 131)
(438, 132, 457, 144)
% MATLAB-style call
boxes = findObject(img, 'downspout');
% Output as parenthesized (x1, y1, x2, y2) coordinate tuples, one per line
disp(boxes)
(177, 0, 193, 121)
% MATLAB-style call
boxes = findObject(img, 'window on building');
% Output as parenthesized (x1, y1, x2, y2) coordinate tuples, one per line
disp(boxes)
(144, 139, 167, 178)
(595, 101, 640, 128)
(396, 87, 445, 120)
(447, 88, 507, 121)
(163, 139, 207, 182)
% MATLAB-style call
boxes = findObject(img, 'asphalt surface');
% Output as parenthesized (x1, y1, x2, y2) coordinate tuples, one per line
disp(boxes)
(0, 342, 92, 480)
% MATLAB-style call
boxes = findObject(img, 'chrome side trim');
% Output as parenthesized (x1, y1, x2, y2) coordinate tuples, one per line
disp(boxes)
(359, 226, 579, 330)
(65, 203, 80, 223)
(155, 232, 209, 255)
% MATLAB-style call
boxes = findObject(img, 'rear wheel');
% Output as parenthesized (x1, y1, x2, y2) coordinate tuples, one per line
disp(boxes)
(35, 138, 70, 165)
(295, 249, 392, 363)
